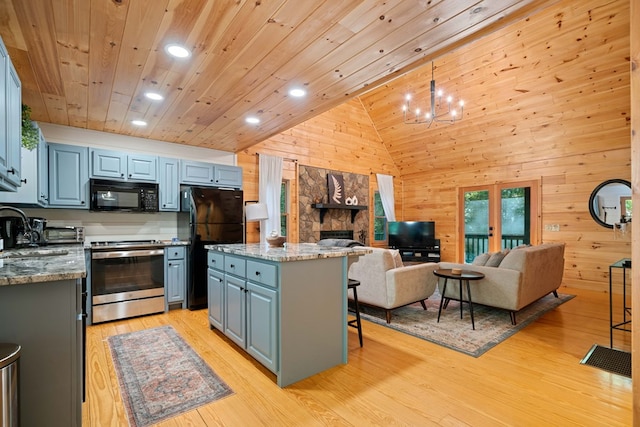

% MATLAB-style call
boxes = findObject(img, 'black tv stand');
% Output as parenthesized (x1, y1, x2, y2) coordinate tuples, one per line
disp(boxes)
(392, 239, 441, 263)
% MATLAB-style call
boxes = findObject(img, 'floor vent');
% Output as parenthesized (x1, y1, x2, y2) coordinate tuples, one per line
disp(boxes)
(580, 344, 631, 378)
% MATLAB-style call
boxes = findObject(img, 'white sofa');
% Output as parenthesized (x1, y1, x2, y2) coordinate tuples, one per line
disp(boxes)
(348, 247, 439, 323)
(438, 243, 565, 324)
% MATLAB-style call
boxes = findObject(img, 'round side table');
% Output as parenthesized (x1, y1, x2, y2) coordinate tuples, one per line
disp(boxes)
(434, 269, 485, 330)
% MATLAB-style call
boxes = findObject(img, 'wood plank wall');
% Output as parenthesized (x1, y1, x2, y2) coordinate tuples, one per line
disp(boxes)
(630, 0, 639, 422)
(360, 0, 631, 291)
(237, 0, 630, 294)
(237, 98, 401, 245)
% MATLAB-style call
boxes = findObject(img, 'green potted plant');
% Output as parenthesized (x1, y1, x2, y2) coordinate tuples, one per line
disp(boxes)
(21, 104, 39, 151)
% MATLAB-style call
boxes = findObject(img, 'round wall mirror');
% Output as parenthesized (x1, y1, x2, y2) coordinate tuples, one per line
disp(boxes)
(588, 179, 632, 228)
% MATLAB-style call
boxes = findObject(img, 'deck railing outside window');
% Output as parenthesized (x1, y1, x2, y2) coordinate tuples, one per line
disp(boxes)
(464, 234, 526, 263)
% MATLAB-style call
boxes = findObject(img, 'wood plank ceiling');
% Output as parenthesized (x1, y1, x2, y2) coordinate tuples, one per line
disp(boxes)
(0, 0, 559, 153)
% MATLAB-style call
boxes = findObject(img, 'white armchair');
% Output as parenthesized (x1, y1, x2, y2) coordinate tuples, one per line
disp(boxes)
(348, 247, 439, 323)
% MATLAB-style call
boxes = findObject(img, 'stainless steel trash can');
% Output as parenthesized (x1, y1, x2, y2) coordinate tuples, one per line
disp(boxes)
(0, 343, 20, 427)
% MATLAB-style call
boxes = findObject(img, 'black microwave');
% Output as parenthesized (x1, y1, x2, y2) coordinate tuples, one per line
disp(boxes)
(90, 179, 159, 212)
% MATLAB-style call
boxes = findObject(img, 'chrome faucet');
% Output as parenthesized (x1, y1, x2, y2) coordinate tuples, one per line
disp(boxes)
(0, 205, 37, 247)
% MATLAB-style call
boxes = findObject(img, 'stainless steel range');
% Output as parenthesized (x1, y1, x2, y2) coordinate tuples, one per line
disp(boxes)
(90, 240, 165, 323)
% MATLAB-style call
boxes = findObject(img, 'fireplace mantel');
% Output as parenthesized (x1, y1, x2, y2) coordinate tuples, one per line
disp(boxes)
(311, 203, 367, 223)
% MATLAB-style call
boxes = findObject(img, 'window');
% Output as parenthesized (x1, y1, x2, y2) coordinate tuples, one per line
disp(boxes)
(280, 181, 288, 236)
(373, 191, 386, 241)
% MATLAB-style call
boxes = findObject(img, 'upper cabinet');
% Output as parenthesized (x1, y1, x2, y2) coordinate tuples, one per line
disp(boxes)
(0, 123, 48, 206)
(0, 36, 23, 192)
(48, 143, 89, 208)
(181, 160, 242, 189)
(214, 164, 243, 188)
(90, 148, 157, 182)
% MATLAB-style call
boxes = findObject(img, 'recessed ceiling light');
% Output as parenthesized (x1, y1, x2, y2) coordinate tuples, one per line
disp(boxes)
(245, 117, 260, 125)
(165, 43, 191, 59)
(131, 120, 147, 127)
(144, 92, 164, 101)
(289, 88, 306, 98)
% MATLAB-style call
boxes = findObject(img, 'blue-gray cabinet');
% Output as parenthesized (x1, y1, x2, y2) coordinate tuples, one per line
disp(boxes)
(180, 160, 215, 185)
(165, 245, 186, 309)
(3, 60, 21, 189)
(90, 148, 158, 182)
(208, 247, 350, 387)
(208, 252, 277, 373)
(158, 157, 179, 211)
(181, 160, 242, 188)
(0, 36, 22, 192)
(214, 164, 243, 188)
(0, 123, 48, 206)
(207, 266, 224, 330)
(48, 143, 89, 208)
(0, 38, 8, 184)
(0, 278, 83, 426)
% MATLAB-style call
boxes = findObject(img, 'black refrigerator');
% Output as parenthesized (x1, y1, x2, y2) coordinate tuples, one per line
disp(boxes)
(177, 186, 243, 309)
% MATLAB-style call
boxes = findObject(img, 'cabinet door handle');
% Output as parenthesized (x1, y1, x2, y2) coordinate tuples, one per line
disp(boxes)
(255, 271, 261, 276)
(21, 178, 27, 184)
(7, 168, 15, 175)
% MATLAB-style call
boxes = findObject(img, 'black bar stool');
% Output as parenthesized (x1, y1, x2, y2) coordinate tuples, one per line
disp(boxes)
(348, 279, 363, 347)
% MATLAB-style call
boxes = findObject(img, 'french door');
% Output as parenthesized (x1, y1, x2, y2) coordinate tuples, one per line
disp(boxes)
(458, 180, 540, 263)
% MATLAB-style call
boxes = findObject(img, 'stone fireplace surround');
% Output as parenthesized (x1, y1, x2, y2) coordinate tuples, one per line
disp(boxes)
(298, 165, 369, 244)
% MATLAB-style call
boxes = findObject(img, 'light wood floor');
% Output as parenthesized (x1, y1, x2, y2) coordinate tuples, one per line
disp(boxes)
(83, 286, 632, 426)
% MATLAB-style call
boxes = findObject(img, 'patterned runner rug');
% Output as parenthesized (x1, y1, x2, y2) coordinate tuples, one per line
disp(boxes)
(357, 290, 574, 357)
(108, 325, 233, 427)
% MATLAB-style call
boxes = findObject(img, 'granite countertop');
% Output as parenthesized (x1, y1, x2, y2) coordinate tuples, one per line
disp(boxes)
(206, 243, 372, 262)
(0, 244, 87, 286)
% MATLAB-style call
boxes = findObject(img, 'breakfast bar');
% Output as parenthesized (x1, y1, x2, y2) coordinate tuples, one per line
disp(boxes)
(206, 243, 370, 387)
(0, 244, 86, 427)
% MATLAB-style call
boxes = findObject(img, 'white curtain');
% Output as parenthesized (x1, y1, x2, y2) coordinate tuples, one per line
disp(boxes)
(376, 173, 396, 221)
(259, 154, 284, 244)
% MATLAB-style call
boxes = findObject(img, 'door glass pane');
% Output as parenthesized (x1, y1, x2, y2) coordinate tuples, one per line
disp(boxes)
(464, 190, 489, 262)
(500, 187, 530, 249)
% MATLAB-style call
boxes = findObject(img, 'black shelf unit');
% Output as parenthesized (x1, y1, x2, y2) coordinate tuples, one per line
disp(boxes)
(392, 239, 441, 263)
(311, 203, 367, 223)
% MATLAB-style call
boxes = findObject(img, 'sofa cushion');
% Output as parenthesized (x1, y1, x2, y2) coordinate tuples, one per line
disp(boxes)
(472, 252, 491, 266)
(390, 249, 404, 268)
(485, 249, 509, 267)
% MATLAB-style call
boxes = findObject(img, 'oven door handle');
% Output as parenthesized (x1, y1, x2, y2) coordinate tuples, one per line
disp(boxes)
(91, 248, 164, 259)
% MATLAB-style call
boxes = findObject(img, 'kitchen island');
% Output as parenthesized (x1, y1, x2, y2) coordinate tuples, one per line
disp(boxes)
(206, 243, 370, 387)
(0, 244, 86, 427)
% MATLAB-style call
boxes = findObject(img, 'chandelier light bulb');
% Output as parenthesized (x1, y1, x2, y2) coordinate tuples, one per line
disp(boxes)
(415, 108, 421, 116)
(446, 95, 453, 104)
(405, 94, 412, 101)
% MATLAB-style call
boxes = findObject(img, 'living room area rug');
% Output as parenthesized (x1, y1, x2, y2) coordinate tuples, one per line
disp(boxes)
(357, 290, 575, 357)
(108, 325, 233, 427)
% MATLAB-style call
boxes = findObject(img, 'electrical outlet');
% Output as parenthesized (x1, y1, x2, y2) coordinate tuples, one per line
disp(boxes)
(544, 224, 560, 231)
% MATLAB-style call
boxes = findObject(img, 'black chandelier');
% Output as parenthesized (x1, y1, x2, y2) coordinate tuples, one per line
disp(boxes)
(402, 62, 464, 127)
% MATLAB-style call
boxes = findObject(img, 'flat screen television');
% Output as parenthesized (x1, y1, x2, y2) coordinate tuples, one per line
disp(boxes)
(388, 221, 436, 248)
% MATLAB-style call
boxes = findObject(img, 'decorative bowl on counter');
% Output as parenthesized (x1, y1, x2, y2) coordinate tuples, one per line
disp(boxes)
(266, 235, 286, 247)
